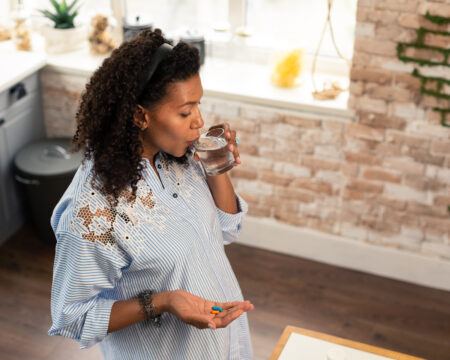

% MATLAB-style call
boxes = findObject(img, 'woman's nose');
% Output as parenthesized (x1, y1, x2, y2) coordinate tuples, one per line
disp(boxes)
(191, 108, 204, 129)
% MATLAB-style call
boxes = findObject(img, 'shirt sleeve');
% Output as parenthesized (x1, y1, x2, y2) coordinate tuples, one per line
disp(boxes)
(48, 230, 130, 349)
(188, 153, 249, 244)
(216, 193, 249, 245)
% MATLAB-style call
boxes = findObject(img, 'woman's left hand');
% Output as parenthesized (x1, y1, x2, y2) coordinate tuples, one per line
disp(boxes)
(167, 290, 254, 330)
(218, 122, 241, 165)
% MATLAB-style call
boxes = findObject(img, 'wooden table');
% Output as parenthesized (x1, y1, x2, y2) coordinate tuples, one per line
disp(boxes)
(269, 326, 424, 360)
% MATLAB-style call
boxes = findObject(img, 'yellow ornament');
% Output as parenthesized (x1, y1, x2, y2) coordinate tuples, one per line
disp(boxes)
(271, 49, 304, 88)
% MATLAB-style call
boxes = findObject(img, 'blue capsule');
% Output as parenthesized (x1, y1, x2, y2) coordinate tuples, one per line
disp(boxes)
(212, 306, 223, 312)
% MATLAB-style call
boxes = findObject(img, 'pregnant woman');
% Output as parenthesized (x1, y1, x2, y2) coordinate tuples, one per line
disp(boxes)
(48, 29, 254, 359)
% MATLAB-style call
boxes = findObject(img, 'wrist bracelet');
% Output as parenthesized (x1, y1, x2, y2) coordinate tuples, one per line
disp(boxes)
(137, 290, 162, 327)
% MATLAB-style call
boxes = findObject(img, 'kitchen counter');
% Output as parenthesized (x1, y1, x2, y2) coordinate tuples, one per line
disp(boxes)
(0, 39, 47, 94)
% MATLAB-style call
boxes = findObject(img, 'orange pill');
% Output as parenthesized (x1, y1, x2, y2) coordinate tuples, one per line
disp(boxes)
(210, 310, 220, 315)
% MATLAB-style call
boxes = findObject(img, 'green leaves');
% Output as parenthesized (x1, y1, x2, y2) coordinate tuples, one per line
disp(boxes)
(396, 14, 450, 128)
(39, 0, 80, 29)
(49, 0, 61, 14)
(425, 11, 450, 25)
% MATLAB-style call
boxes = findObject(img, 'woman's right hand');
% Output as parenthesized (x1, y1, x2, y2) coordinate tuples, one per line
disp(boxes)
(167, 289, 254, 330)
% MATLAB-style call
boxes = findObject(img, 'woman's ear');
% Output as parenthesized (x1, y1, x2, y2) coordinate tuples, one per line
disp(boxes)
(133, 105, 150, 130)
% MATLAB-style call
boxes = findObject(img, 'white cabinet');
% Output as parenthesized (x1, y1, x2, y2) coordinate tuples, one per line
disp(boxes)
(0, 73, 45, 245)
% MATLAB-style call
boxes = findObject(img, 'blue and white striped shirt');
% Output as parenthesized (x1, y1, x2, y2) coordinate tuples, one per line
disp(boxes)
(48, 151, 253, 359)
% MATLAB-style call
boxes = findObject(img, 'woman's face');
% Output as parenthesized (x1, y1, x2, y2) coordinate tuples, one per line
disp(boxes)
(139, 73, 204, 159)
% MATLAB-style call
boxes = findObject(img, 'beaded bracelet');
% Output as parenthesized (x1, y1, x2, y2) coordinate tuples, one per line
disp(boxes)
(137, 290, 162, 327)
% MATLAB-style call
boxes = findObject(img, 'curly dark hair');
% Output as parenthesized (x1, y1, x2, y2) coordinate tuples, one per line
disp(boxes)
(73, 29, 200, 202)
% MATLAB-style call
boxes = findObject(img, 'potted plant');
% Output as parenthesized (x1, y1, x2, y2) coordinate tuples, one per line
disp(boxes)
(39, 0, 86, 54)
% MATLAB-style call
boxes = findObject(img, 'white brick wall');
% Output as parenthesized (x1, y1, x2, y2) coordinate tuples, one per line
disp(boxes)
(41, 0, 450, 263)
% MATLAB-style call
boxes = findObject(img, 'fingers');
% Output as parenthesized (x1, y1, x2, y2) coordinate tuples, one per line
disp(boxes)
(215, 300, 254, 311)
(221, 307, 244, 323)
(207, 300, 254, 329)
(187, 313, 216, 330)
(220, 301, 254, 314)
(174, 292, 253, 331)
(225, 129, 235, 144)
(214, 301, 241, 310)
(224, 128, 241, 165)
(212, 307, 244, 328)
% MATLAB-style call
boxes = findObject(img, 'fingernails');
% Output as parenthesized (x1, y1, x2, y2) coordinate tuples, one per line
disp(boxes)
(229, 144, 234, 152)
(208, 323, 216, 330)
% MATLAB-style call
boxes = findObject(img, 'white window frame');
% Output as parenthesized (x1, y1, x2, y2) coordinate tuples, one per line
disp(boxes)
(2, 0, 353, 77)
(218, 0, 351, 76)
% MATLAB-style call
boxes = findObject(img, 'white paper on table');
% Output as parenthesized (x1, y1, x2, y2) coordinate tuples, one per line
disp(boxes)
(278, 332, 393, 360)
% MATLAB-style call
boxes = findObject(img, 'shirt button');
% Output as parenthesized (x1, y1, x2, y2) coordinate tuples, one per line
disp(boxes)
(173, 193, 178, 198)
(157, 164, 162, 169)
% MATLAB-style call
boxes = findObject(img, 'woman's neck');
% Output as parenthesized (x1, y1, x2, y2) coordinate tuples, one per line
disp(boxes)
(140, 135, 160, 168)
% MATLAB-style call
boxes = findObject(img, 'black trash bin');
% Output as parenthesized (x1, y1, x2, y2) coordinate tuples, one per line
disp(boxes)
(14, 138, 82, 244)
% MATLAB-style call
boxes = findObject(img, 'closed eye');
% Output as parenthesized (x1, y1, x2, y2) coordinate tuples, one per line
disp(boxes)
(180, 102, 200, 118)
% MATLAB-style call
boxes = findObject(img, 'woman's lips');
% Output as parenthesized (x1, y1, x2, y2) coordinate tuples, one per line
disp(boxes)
(187, 137, 200, 146)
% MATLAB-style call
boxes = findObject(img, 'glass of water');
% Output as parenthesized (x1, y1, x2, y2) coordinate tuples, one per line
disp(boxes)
(193, 127, 235, 176)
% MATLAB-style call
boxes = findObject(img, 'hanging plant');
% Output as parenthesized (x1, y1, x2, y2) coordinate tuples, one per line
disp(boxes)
(397, 12, 450, 127)
(424, 11, 450, 25)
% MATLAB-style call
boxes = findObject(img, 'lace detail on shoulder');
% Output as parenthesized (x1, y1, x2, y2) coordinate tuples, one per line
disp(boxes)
(76, 201, 116, 246)
(117, 180, 168, 232)
(70, 175, 167, 250)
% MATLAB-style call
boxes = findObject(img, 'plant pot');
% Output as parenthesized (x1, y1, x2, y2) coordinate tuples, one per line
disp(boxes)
(41, 25, 87, 54)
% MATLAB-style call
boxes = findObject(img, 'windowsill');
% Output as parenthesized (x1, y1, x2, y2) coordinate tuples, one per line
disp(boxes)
(201, 57, 353, 120)
(44, 46, 353, 121)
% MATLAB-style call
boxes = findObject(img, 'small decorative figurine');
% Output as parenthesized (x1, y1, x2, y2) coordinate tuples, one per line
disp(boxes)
(89, 14, 116, 55)
(14, 17, 32, 51)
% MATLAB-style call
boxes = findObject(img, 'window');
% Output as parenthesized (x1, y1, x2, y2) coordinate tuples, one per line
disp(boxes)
(126, 0, 228, 34)
(245, 0, 357, 58)
(7, 0, 357, 62)
(126, 0, 357, 59)
(12, 1, 228, 37)
(23, 0, 112, 23)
